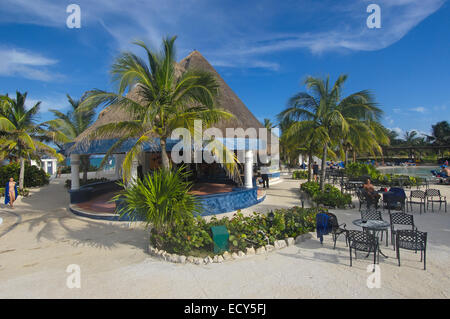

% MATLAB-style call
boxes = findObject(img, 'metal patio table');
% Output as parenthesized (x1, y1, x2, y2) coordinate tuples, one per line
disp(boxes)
(353, 219, 390, 258)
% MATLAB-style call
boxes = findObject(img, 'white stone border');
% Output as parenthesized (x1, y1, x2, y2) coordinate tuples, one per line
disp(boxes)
(148, 232, 313, 265)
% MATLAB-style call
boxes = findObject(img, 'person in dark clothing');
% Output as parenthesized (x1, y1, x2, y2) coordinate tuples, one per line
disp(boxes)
(312, 162, 319, 182)
(261, 165, 270, 189)
(137, 164, 144, 181)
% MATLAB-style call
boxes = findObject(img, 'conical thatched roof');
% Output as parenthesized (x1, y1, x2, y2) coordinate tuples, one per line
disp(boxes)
(177, 51, 265, 133)
(72, 50, 274, 153)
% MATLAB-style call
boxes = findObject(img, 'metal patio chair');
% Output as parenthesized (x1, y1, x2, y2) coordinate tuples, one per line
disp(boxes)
(360, 209, 389, 246)
(396, 229, 427, 270)
(325, 212, 348, 249)
(425, 189, 447, 212)
(389, 212, 416, 250)
(406, 190, 426, 214)
(346, 230, 379, 269)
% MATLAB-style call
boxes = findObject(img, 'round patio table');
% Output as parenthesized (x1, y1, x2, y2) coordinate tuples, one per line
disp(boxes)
(353, 219, 390, 258)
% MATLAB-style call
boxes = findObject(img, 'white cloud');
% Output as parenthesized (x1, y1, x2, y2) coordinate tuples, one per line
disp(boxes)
(411, 107, 427, 113)
(390, 127, 404, 136)
(0, 48, 58, 81)
(0, 0, 446, 70)
(26, 95, 69, 113)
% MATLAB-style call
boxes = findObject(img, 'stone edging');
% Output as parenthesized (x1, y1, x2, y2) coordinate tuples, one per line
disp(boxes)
(148, 232, 314, 265)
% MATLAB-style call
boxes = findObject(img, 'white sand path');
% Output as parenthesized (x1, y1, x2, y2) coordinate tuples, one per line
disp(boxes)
(0, 176, 449, 298)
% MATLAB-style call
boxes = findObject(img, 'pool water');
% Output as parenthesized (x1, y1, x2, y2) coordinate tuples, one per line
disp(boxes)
(379, 166, 439, 179)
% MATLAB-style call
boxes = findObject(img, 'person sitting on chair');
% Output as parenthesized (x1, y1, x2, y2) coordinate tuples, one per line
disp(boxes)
(363, 178, 380, 205)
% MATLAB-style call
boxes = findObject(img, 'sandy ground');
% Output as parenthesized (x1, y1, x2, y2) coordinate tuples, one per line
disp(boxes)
(0, 175, 449, 298)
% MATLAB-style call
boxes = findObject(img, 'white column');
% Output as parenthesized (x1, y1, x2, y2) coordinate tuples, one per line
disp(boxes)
(114, 154, 124, 180)
(131, 159, 139, 181)
(244, 150, 253, 188)
(70, 154, 80, 190)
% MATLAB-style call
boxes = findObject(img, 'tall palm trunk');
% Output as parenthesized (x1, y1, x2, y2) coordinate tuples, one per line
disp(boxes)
(160, 138, 170, 169)
(19, 157, 25, 190)
(320, 144, 328, 190)
(344, 146, 349, 167)
(353, 150, 356, 163)
(307, 152, 313, 182)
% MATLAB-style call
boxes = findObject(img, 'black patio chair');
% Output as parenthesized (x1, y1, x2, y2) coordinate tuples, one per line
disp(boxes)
(389, 212, 417, 250)
(346, 230, 379, 269)
(325, 212, 348, 249)
(406, 190, 426, 214)
(382, 188, 406, 213)
(360, 209, 389, 246)
(425, 189, 447, 212)
(396, 229, 427, 270)
(341, 181, 353, 195)
(359, 189, 380, 211)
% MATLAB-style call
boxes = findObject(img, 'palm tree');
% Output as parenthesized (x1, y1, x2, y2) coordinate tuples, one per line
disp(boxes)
(263, 118, 275, 132)
(41, 94, 96, 183)
(278, 75, 383, 190)
(341, 120, 389, 165)
(79, 36, 236, 181)
(403, 130, 419, 146)
(428, 121, 450, 146)
(0, 92, 61, 190)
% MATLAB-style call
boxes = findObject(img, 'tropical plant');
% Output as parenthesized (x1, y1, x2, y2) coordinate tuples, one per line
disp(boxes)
(300, 181, 351, 208)
(0, 92, 61, 190)
(428, 121, 450, 147)
(41, 94, 96, 183)
(263, 118, 275, 133)
(78, 36, 238, 182)
(278, 75, 383, 190)
(0, 162, 49, 188)
(113, 166, 201, 237)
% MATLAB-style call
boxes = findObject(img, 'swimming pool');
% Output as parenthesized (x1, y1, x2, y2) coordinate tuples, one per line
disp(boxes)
(379, 166, 439, 179)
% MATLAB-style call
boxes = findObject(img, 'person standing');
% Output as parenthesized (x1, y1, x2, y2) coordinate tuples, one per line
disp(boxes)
(260, 164, 270, 189)
(5, 177, 18, 208)
(312, 162, 319, 182)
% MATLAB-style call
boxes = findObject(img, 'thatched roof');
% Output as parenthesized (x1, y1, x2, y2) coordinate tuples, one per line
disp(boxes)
(71, 50, 274, 153)
(177, 51, 265, 133)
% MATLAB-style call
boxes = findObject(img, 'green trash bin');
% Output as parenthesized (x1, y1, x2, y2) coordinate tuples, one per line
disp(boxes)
(210, 225, 229, 254)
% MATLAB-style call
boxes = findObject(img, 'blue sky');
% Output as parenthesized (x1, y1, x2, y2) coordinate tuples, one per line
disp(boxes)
(0, 0, 449, 138)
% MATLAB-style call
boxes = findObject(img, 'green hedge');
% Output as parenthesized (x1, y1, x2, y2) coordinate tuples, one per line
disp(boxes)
(300, 181, 352, 208)
(150, 206, 324, 256)
(0, 163, 49, 188)
(292, 170, 308, 179)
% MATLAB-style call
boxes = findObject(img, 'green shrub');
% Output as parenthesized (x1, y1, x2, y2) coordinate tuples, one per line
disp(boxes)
(154, 206, 324, 255)
(300, 181, 320, 197)
(292, 170, 308, 180)
(150, 215, 213, 255)
(301, 181, 351, 208)
(115, 166, 201, 248)
(0, 162, 49, 188)
(313, 184, 352, 208)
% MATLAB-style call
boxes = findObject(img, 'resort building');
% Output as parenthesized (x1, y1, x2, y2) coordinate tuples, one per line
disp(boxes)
(66, 51, 280, 217)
